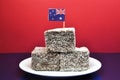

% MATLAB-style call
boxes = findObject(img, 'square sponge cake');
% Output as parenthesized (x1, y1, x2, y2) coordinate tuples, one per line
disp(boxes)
(31, 47, 60, 71)
(44, 28, 76, 53)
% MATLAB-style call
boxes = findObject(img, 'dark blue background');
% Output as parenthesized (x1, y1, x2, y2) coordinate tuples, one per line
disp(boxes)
(0, 53, 120, 80)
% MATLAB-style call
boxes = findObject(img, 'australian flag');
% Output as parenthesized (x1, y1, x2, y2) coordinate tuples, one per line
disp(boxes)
(49, 8, 65, 21)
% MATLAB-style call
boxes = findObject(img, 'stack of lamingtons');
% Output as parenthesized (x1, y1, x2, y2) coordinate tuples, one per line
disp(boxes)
(31, 28, 90, 71)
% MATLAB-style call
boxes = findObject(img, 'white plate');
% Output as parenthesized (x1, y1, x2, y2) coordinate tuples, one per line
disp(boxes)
(19, 57, 102, 77)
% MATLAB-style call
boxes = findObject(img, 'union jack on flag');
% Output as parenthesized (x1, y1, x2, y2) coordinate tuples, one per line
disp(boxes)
(48, 8, 65, 21)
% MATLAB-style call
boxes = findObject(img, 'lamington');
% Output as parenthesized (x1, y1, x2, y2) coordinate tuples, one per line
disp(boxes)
(44, 28, 76, 53)
(60, 47, 90, 71)
(31, 27, 90, 72)
(31, 47, 60, 71)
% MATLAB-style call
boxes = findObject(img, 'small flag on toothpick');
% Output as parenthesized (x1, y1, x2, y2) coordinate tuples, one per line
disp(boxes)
(48, 8, 65, 28)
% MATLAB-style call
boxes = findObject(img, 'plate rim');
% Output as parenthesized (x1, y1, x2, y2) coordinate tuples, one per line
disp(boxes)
(19, 57, 102, 77)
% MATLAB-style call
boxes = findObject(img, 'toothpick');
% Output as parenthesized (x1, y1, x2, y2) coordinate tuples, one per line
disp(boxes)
(63, 21, 65, 28)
